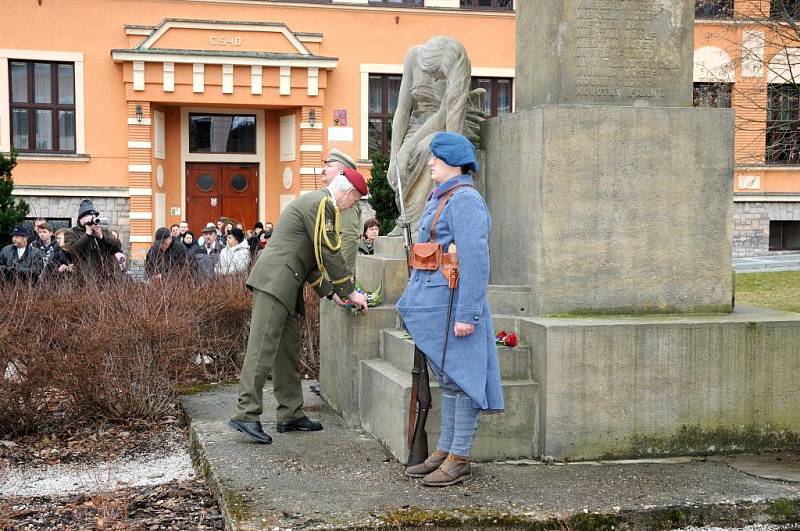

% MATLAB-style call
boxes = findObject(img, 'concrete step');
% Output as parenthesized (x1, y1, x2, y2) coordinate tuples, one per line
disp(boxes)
(381, 328, 532, 380)
(359, 359, 539, 463)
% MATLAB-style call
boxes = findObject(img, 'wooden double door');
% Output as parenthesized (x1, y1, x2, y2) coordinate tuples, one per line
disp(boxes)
(186, 163, 258, 232)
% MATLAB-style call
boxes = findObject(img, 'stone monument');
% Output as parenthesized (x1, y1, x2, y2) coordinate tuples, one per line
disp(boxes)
(320, 0, 800, 463)
(487, 0, 732, 315)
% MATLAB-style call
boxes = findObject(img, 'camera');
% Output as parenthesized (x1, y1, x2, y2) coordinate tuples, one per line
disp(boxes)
(85, 214, 101, 226)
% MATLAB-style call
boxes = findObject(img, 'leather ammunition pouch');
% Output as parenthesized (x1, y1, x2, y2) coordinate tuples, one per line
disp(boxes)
(409, 242, 441, 271)
(442, 251, 460, 289)
(409, 185, 471, 288)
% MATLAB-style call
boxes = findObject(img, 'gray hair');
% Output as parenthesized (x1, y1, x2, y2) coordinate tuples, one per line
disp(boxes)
(327, 173, 355, 195)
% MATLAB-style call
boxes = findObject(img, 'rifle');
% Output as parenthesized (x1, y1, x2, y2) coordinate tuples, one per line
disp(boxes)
(396, 164, 431, 467)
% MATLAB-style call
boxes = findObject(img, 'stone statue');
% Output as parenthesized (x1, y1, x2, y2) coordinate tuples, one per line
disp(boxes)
(388, 36, 485, 234)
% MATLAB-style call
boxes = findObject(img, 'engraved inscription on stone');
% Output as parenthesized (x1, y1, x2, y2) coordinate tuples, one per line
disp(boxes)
(573, 0, 680, 100)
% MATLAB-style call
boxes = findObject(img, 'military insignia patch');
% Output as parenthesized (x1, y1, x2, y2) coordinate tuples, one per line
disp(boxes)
(325, 219, 334, 232)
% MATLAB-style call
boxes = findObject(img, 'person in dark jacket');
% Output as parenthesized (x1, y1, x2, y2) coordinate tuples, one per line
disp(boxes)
(31, 222, 61, 275)
(26, 217, 46, 245)
(181, 231, 199, 255)
(44, 228, 74, 281)
(248, 222, 264, 258)
(0, 226, 43, 283)
(145, 227, 195, 279)
(63, 199, 122, 281)
(194, 225, 223, 279)
(358, 218, 380, 256)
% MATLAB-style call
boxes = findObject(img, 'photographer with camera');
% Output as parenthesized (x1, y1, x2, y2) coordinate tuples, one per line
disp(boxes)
(63, 199, 122, 282)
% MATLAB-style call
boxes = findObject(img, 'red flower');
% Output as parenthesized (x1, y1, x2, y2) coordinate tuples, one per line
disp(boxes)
(496, 330, 507, 340)
(505, 332, 518, 347)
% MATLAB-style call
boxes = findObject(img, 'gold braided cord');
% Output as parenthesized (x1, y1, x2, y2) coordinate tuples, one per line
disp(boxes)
(330, 275, 351, 286)
(308, 275, 324, 288)
(313, 196, 342, 279)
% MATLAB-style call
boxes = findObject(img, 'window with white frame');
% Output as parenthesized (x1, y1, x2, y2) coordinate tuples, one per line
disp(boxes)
(10, 60, 76, 153)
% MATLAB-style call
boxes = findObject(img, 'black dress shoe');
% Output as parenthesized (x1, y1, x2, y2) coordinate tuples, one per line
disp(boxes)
(228, 419, 273, 444)
(276, 416, 323, 433)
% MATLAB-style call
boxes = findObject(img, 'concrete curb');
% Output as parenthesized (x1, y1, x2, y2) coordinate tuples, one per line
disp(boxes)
(186, 414, 241, 531)
(377, 498, 800, 530)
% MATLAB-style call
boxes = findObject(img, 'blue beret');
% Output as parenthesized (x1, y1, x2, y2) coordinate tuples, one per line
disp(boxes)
(430, 132, 479, 174)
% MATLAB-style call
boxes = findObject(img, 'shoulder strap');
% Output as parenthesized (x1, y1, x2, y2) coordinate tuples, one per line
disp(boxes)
(429, 185, 472, 243)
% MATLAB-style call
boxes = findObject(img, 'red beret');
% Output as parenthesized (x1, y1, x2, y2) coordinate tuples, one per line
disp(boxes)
(342, 168, 368, 196)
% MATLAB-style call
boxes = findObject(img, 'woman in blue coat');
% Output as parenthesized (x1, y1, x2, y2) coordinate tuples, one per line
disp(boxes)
(398, 132, 504, 487)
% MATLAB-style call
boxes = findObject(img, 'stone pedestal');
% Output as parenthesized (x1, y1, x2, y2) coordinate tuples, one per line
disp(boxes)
(318, 299, 398, 426)
(482, 105, 735, 315)
(522, 307, 800, 460)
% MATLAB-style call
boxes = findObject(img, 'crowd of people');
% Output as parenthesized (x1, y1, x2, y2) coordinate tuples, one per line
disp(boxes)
(144, 218, 273, 280)
(0, 197, 281, 284)
(0, 200, 124, 284)
(0, 196, 380, 286)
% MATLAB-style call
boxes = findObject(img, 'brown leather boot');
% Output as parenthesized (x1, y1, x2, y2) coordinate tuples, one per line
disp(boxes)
(420, 454, 472, 487)
(404, 450, 448, 478)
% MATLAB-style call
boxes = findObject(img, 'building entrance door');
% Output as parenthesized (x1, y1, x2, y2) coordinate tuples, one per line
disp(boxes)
(186, 163, 258, 232)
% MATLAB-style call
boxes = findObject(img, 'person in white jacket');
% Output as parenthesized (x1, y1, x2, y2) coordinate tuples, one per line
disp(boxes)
(215, 227, 251, 276)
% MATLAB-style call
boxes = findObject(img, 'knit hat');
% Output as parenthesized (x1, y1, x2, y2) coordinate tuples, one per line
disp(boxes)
(324, 148, 357, 170)
(77, 199, 98, 218)
(430, 132, 480, 174)
(229, 228, 245, 244)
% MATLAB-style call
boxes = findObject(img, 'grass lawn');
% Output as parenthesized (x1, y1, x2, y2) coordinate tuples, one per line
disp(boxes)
(735, 270, 800, 313)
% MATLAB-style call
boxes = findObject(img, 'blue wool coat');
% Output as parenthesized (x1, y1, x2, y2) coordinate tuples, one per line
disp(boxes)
(397, 174, 504, 412)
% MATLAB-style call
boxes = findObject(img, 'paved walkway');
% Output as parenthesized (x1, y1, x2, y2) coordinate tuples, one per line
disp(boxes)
(182, 382, 800, 530)
(734, 253, 800, 272)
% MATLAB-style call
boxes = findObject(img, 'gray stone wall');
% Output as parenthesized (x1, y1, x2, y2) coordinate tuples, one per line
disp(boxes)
(483, 105, 734, 315)
(733, 201, 800, 257)
(21, 195, 131, 253)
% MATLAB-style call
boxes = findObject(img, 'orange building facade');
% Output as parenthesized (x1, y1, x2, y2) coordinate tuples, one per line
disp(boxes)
(2, 0, 799, 258)
(1, 0, 515, 258)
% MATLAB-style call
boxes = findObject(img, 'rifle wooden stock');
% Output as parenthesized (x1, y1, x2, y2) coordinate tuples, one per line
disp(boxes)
(407, 346, 431, 466)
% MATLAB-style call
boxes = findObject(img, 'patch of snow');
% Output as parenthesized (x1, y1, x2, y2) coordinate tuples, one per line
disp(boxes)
(0, 440, 195, 498)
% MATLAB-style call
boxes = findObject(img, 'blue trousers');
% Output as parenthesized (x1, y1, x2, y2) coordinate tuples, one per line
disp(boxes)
(429, 361, 480, 457)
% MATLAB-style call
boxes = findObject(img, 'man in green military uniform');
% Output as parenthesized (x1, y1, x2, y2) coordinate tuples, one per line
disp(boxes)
(322, 149, 362, 276)
(229, 168, 369, 444)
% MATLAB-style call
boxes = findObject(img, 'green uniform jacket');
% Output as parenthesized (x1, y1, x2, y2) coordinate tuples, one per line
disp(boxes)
(339, 201, 362, 276)
(246, 188, 355, 314)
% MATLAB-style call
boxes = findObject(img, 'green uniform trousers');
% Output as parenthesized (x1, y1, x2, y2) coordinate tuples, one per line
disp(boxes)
(233, 289, 304, 423)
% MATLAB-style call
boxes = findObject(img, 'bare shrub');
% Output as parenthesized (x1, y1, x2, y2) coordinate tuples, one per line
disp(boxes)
(300, 284, 320, 379)
(0, 277, 59, 435)
(191, 272, 251, 382)
(0, 269, 253, 433)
